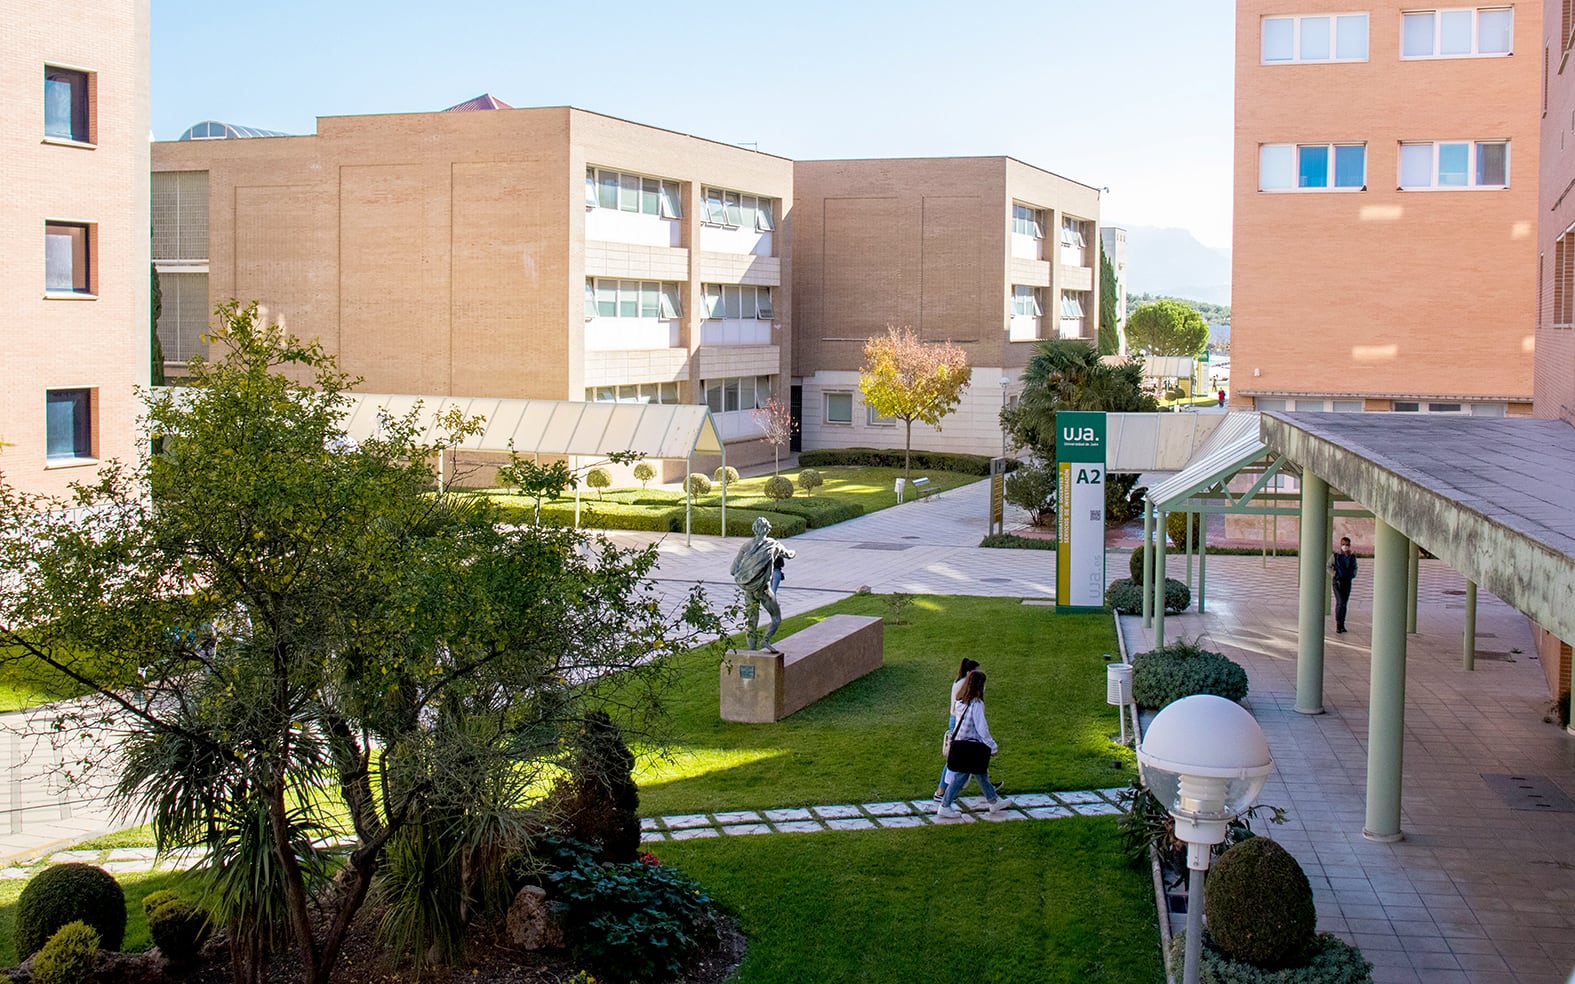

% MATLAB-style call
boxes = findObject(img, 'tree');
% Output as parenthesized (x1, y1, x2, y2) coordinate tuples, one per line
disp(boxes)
(149, 264, 165, 387)
(751, 396, 795, 475)
(1126, 299, 1209, 358)
(632, 461, 656, 488)
(1098, 245, 1121, 357)
(858, 325, 972, 479)
(0, 302, 720, 984)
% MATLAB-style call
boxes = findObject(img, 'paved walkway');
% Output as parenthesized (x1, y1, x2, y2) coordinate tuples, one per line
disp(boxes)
(2, 480, 1572, 983)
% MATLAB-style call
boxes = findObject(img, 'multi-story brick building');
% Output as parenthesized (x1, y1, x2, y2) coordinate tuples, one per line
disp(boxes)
(790, 157, 1101, 454)
(1233, 1, 1540, 416)
(1539, 1, 1575, 420)
(151, 101, 791, 475)
(1, 0, 150, 498)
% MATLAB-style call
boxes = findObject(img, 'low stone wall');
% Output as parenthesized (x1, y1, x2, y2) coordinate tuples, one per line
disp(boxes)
(719, 614, 883, 723)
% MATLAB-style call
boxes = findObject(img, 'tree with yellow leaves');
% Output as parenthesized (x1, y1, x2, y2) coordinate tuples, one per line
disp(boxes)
(858, 325, 972, 479)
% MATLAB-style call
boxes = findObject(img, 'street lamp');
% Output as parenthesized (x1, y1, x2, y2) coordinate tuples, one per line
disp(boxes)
(999, 376, 1010, 460)
(1137, 695, 1274, 984)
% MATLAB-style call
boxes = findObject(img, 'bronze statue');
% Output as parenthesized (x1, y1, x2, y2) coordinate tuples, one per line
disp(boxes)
(730, 516, 796, 652)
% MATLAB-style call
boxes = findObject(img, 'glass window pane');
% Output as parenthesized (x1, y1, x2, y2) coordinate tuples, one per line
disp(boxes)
(45, 389, 90, 459)
(741, 196, 757, 231)
(1478, 8, 1512, 53)
(641, 177, 660, 215)
(1402, 12, 1435, 55)
(739, 377, 755, 410)
(723, 285, 741, 319)
(598, 170, 618, 209)
(703, 284, 722, 318)
(1400, 144, 1434, 187)
(1299, 16, 1331, 59)
(706, 381, 723, 413)
(1259, 144, 1294, 190)
(659, 181, 682, 218)
(1393, 401, 1420, 412)
(1335, 14, 1368, 59)
(43, 69, 85, 141)
(659, 282, 682, 318)
(619, 280, 638, 317)
(660, 382, 678, 404)
(1298, 145, 1330, 188)
(1262, 17, 1294, 61)
(755, 199, 773, 231)
(1332, 401, 1364, 413)
(1476, 142, 1507, 186)
(585, 168, 597, 207)
(756, 288, 774, 319)
(705, 189, 726, 223)
(44, 223, 87, 292)
(739, 286, 756, 320)
(619, 173, 640, 211)
(618, 385, 639, 403)
(584, 281, 596, 319)
(1438, 143, 1469, 185)
(597, 280, 616, 317)
(826, 393, 852, 423)
(724, 191, 743, 226)
(1439, 9, 1472, 54)
(640, 282, 659, 318)
(1470, 402, 1505, 416)
(1334, 145, 1366, 187)
(724, 379, 740, 413)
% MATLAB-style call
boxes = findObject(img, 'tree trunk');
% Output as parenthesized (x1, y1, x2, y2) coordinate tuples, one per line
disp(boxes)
(268, 783, 320, 984)
(903, 419, 913, 479)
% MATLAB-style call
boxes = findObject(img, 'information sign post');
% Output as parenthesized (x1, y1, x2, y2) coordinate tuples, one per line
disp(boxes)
(1056, 411, 1107, 613)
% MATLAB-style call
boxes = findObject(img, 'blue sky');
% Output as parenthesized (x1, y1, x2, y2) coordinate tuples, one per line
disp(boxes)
(151, 1, 1237, 248)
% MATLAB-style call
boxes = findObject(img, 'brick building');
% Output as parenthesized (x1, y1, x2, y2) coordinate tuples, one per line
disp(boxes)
(0, 0, 150, 498)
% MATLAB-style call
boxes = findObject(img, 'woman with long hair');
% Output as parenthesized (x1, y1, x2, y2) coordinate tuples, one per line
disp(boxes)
(934, 658, 981, 800)
(938, 670, 1012, 820)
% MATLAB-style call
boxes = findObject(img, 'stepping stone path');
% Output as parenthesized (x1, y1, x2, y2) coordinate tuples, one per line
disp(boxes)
(638, 788, 1128, 842)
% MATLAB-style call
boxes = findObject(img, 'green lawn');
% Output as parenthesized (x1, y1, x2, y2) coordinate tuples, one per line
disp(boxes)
(634, 594, 1135, 816)
(655, 818, 1163, 983)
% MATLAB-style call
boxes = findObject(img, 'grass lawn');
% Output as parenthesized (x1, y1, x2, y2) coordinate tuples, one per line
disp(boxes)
(654, 818, 1163, 983)
(0, 867, 189, 964)
(634, 594, 1135, 816)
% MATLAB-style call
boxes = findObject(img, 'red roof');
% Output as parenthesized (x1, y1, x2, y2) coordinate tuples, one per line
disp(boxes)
(442, 94, 513, 113)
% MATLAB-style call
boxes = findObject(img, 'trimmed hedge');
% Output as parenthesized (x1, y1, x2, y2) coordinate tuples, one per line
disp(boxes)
(1206, 838, 1317, 969)
(1105, 577, 1190, 615)
(1167, 933, 1374, 984)
(493, 501, 679, 532)
(1130, 641, 1249, 708)
(720, 496, 864, 529)
(979, 534, 1057, 551)
(797, 447, 1018, 476)
(683, 508, 806, 537)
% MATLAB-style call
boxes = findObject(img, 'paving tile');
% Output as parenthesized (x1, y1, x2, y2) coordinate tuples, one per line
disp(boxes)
(812, 804, 862, 819)
(1070, 802, 1120, 816)
(639, 832, 666, 843)
(1025, 806, 1074, 820)
(861, 801, 914, 816)
(763, 808, 813, 822)
(662, 814, 713, 830)
(978, 810, 1027, 822)
(719, 824, 771, 836)
(101, 861, 154, 874)
(639, 817, 658, 831)
(1055, 790, 1103, 804)
(874, 815, 927, 829)
(45, 850, 99, 863)
(825, 818, 875, 831)
(106, 847, 156, 861)
(712, 811, 762, 825)
(1010, 793, 1056, 807)
(668, 828, 719, 841)
(771, 821, 824, 834)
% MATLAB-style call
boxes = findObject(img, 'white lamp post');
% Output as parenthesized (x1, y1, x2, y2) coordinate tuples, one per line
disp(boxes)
(998, 375, 1010, 460)
(1137, 695, 1274, 984)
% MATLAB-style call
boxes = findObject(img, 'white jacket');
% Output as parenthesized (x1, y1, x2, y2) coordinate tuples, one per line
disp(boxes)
(952, 699, 998, 754)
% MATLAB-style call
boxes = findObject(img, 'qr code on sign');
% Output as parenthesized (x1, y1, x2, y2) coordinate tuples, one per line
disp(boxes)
(1089, 510, 1102, 521)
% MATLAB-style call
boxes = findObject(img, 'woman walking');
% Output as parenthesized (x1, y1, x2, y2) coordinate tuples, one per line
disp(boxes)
(938, 670, 1012, 820)
(934, 658, 980, 800)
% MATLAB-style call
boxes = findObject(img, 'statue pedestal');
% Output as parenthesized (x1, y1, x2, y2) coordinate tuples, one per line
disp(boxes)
(720, 615, 883, 722)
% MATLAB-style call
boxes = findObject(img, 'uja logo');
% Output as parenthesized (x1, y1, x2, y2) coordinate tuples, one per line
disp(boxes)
(1061, 426, 1098, 443)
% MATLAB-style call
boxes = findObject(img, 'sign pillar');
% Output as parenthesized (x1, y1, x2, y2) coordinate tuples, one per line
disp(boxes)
(1056, 411, 1107, 613)
(989, 457, 1006, 536)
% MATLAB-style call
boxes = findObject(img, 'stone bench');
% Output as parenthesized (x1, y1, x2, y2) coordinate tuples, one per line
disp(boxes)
(719, 614, 884, 723)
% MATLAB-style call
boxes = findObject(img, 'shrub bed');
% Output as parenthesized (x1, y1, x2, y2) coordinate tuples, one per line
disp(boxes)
(1167, 933, 1373, 984)
(683, 508, 807, 537)
(549, 851, 719, 983)
(529, 502, 680, 532)
(1130, 641, 1248, 707)
(724, 496, 863, 528)
(979, 534, 1057, 551)
(797, 448, 1016, 476)
(1105, 577, 1190, 615)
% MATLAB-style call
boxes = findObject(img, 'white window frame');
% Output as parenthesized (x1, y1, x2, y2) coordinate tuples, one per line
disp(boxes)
(1259, 143, 1368, 191)
(585, 167, 682, 219)
(1397, 140, 1510, 190)
(867, 405, 897, 426)
(701, 284, 774, 320)
(585, 381, 680, 405)
(824, 391, 853, 424)
(702, 186, 774, 230)
(1261, 13, 1370, 63)
(1060, 294, 1086, 318)
(45, 387, 95, 462)
(1012, 203, 1043, 238)
(704, 375, 774, 414)
(1400, 7, 1514, 59)
(1060, 218, 1086, 249)
(586, 278, 684, 319)
(1011, 285, 1042, 317)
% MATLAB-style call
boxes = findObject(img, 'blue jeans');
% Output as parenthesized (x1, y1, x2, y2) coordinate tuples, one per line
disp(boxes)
(942, 767, 998, 808)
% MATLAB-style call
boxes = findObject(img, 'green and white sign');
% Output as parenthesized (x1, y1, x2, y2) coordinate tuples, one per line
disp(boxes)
(1056, 411, 1106, 613)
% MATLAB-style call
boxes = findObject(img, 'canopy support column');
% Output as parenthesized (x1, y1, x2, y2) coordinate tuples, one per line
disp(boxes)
(1463, 580, 1477, 671)
(1365, 518, 1410, 843)
(1296, 472, 1329, 715)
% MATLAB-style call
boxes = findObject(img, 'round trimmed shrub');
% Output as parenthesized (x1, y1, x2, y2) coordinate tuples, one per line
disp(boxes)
(143, 891, 209, 964)
(30, 921, 99, 984)
(712, 465, 739, 486)
(632, 461, 656, 488)
(684, 473, 711, 496)
(1205, 837, 1318, 970)
(585, 466, 612, 493)
(1169, 932, 1373, 984)
(1104, 577, 1190, 615)
(15, 863, 126, 960)
(1130, 641, 1248, 707)
(796, 468, 824, 495)
(763, 476, 794, 502)
(1166, 577, 1192, 613)
(1168, 510, 1200, 550)
(1129, 545, 1148, 583)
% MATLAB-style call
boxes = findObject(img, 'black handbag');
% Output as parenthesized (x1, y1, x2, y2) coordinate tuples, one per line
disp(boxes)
(946, 706, 992, 774)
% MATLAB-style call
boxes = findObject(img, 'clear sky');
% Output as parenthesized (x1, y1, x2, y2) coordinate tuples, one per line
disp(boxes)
(150, 1, 1237, 249)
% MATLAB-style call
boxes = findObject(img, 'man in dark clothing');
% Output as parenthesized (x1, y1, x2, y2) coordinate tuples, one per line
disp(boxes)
(1330, 536, 1357, 633)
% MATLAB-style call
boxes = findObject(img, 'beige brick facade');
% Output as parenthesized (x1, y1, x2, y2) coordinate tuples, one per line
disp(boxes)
(1537, 0, 1575, 419)
(1234, 1, 1541, 414)
(151, 106, 792, 470)
(790, 157, 1100, 454)
(1, 0, 150, 498)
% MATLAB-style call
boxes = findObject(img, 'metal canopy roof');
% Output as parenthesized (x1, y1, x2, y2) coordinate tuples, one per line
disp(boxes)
(339, 395, 724, 460)
(1145, 412, 1278, 511)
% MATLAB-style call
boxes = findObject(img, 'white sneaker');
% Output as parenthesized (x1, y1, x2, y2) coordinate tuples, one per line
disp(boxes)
(987, 797, 1014, 814)
(935, 805, 962, 821)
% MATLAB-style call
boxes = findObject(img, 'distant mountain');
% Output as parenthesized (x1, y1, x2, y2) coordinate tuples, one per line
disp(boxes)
(1112, 225, 1232, 307)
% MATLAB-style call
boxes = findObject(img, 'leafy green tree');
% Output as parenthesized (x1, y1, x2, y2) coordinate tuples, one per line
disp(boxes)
(1126, 300, 1210, 357)
(1098, 245, 1121, 357)
(0, 302, 720, 984)
(1003, 339, 1158, 460)
(149, 264, 165, 387)
(632, 461, 656, 488)
(859, 325, 972, 479)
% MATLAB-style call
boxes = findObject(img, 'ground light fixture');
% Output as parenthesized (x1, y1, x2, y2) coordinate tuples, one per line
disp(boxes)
(1137, 694, 1274, 984)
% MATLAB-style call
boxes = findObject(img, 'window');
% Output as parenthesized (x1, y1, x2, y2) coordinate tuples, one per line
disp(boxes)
(702, 187, 775, 230)
(1012, 285, 1042, 317)
(1060, 294, 1086, 318)
(868, 405, 896, 426)
(152, 171, 210, 262)
(701, 284, 774, 320)
(1262, 13, 1369, 62)
(585, 168, 681, 218)
(1332, 400, 1364, 412)
(45, 389, 93, 461)
(824, 392, 853, 424)
(585, 279, 682, 319)
(704, 375, 774, 414)
(1401, 7, 1512, 58)
(1255, 398, 1288, 412)
(1393, 401, 1421, 411)
(44, 66, 91, 143)
(1060, 219, 1086, 248)
(1012, 204, 1043, 238)
(1260, 144, 1366, 190)
(1398, 141, 1508, 189)
(1555, 233, 1575, 327)
(45, 222, 92, 294)
(584, 381, 679, 405)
